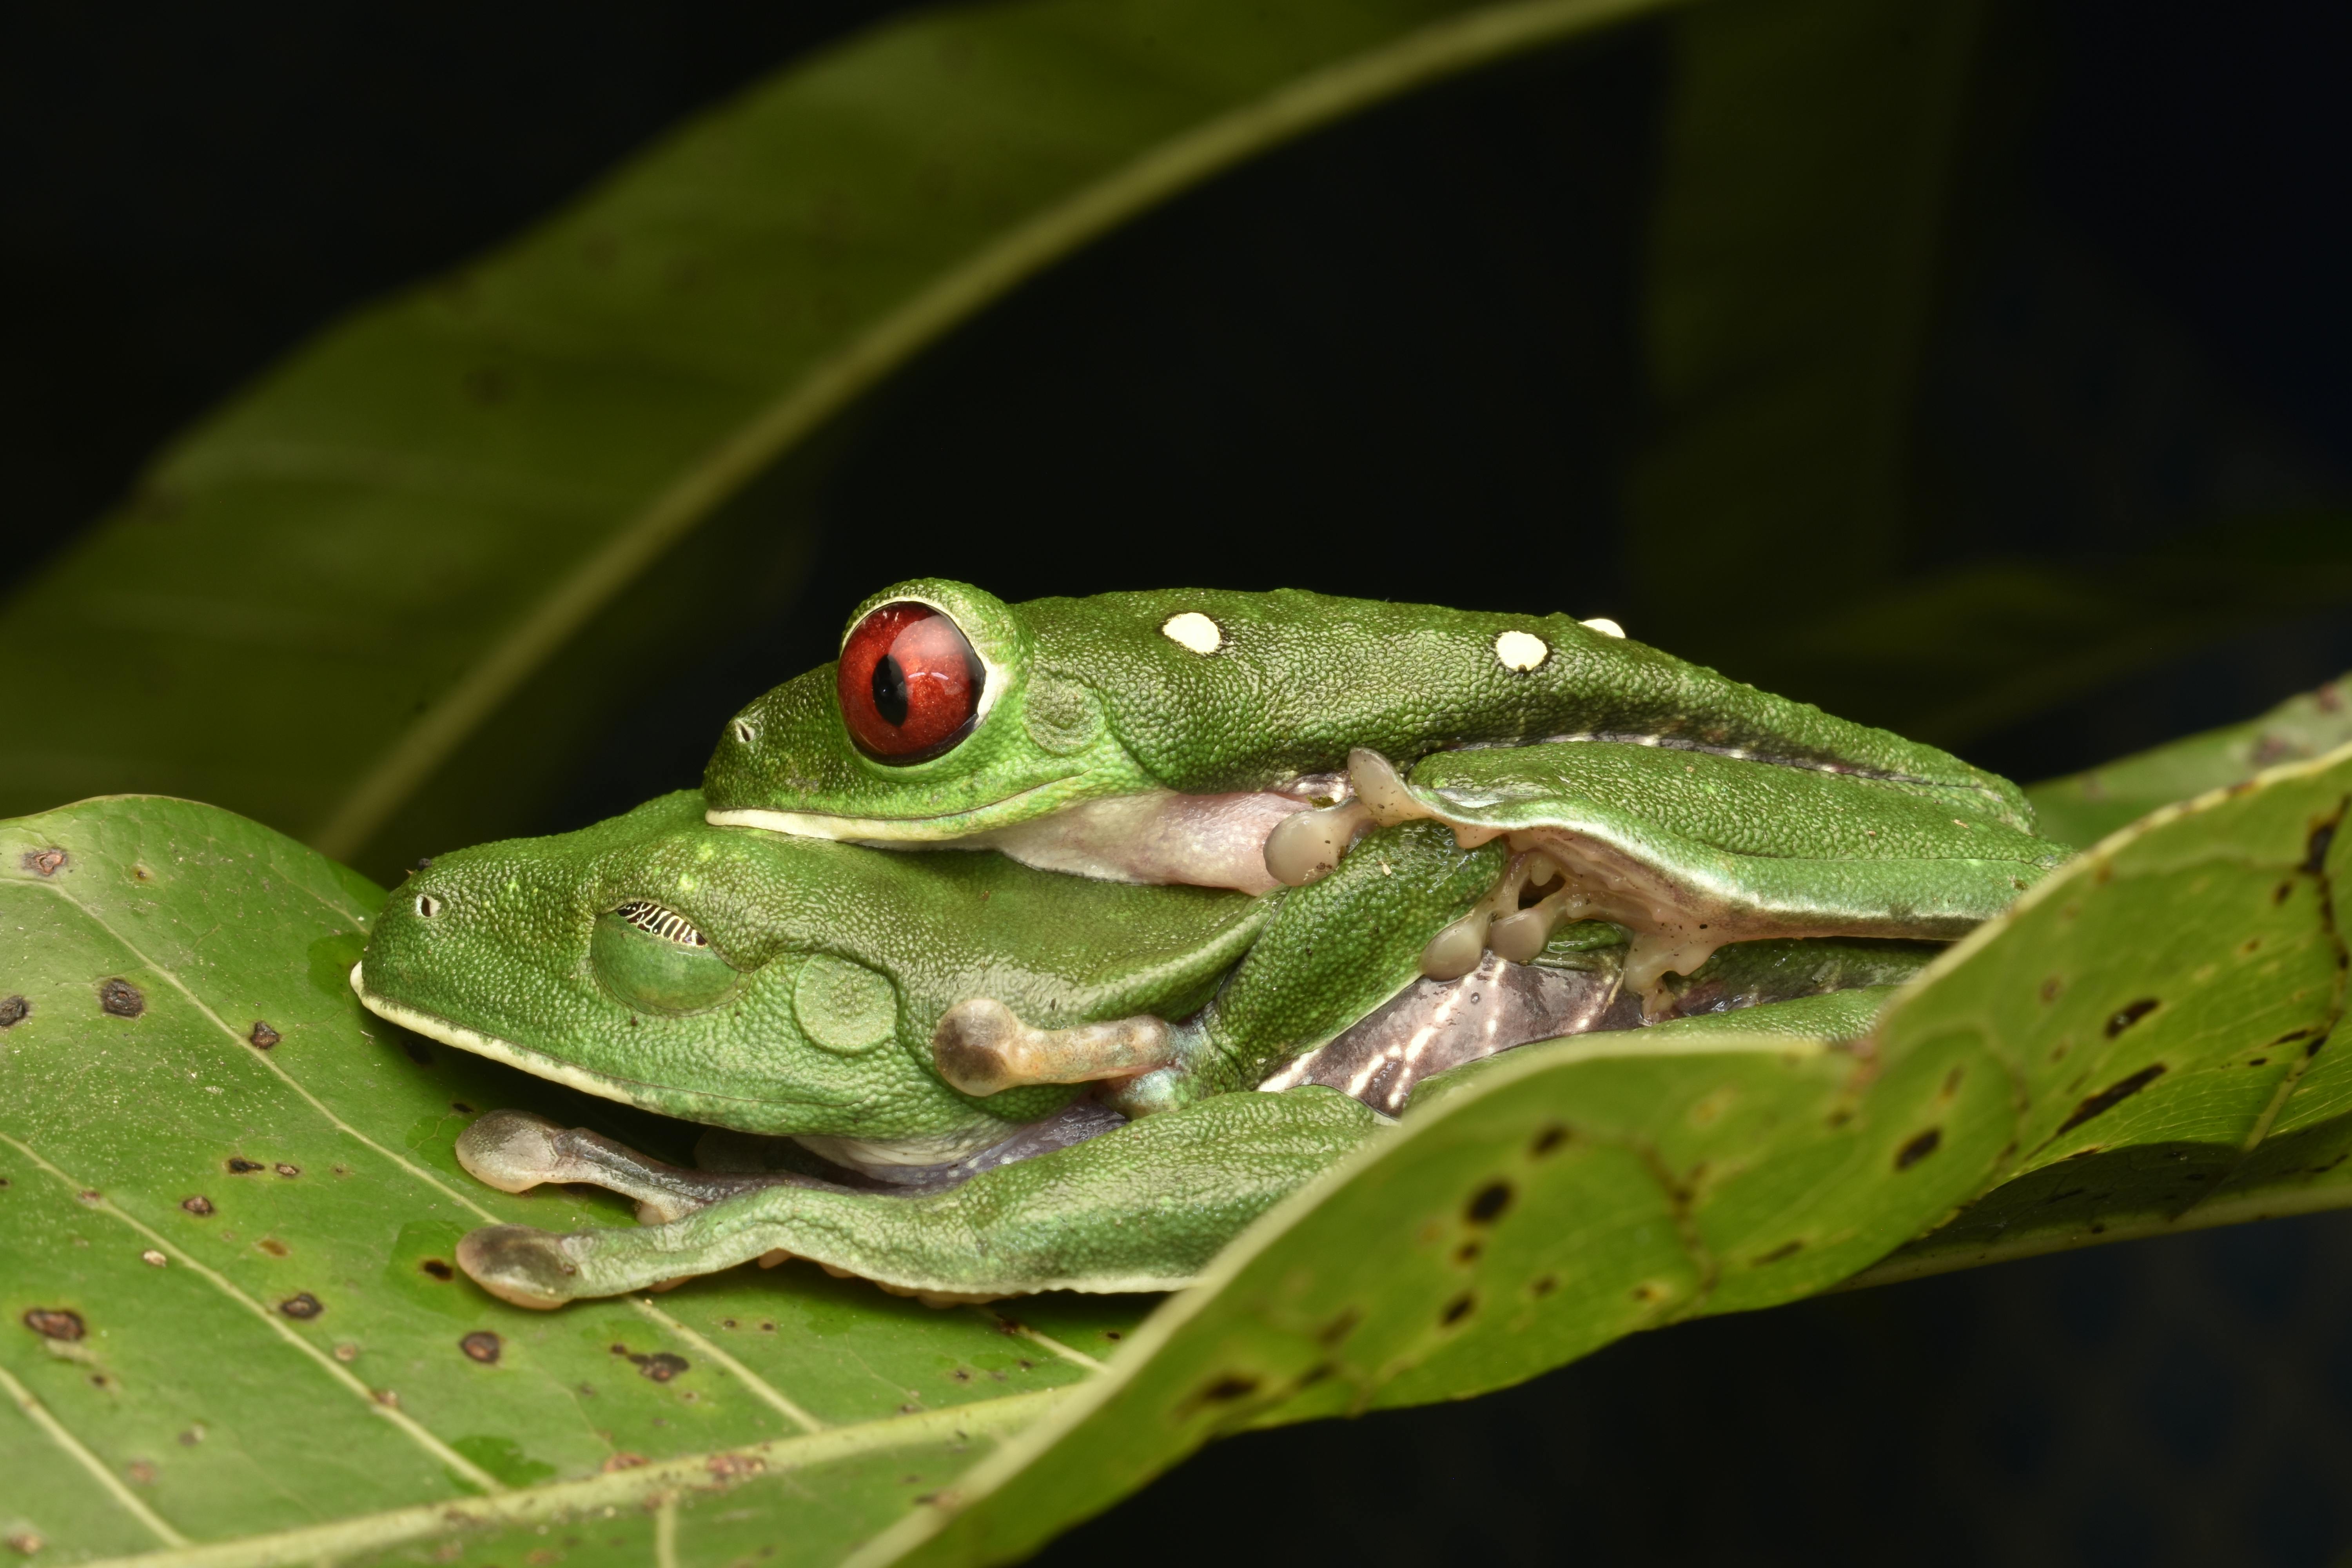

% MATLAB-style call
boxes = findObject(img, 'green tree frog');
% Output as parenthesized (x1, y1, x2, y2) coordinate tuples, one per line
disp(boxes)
(354, 792, 1952, 1308)
(703, 581, 2069, 998)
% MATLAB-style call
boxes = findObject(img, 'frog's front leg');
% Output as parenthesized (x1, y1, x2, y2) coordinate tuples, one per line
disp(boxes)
(1105, 822, 1505, 1116)
(454, 1086, 1379, 1309)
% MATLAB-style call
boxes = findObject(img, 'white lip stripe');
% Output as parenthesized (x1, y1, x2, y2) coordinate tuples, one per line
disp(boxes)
(349, 963, 799, 1118)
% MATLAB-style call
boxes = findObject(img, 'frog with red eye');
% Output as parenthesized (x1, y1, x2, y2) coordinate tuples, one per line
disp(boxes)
(704, 579, 2072, 1000)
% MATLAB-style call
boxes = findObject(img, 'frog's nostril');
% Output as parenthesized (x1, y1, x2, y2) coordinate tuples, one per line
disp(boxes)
(730, 717, 757, 746)
(415, 893, 443, 918)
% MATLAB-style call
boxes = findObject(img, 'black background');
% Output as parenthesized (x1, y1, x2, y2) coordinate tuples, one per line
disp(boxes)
(7, 2, 2352, 1562)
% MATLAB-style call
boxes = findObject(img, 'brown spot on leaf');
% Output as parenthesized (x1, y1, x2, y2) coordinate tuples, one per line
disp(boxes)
(125, 1461, 156, 1486)
(1755, 1240, 1806, 1265)
(249, 1022, 280, 1049)
(1441, 1292, 1477, 1326)
(420, 1259, 455, 1281)
(1465, 1181, 1514, 1225)
(20, 848, 65, 877)
(460, 1331, 502, 1364)
(257, 1239, 288, 1257)
(2276, 881, 2297, 905)
(333, 1343, 359, 1362)
(1896, 1129, 1943, 1170)
(2039, 976, 2063, 1004)
(601, 1452, 647, 1473)
(1940, 1066, 1966, 1100)
(450, 1102, 474, 1116)
(0, 996, 27, 1029)
(274, 1163, 299, 1179)
(1530, 1274, 1558, 1297)
(2104, 999, 2160, 1038)
(1455, 1241, 1482, 1264)
(1317, 1307, 1361, 1347)
(401, 1036, 432, 1065)
(2304, 820, 2339, 876)
(2058, 1064, 2169, 1134)
(1191, 1373, 1260, 1406)
(6, 1532, 45, 1557)
(97, 979, 143, 1018)
(22, 1308, 84, 1341)
(278, 1292, 323, 1320)
(1528, 1123, 1568, 1158)
(631, 1352, 688, 1383)
(225, 1158, 263, 1174)
(180, 1195, 213, 1216)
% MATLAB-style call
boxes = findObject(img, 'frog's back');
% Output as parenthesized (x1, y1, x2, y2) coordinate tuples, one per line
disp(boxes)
(1020, 588, 2027, 825)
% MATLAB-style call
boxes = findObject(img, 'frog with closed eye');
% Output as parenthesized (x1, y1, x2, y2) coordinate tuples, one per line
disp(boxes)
(354, 790, 1940, 1308)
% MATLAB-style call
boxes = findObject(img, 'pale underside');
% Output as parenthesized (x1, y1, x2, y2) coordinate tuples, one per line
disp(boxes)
(717, 742, 1987, 1012)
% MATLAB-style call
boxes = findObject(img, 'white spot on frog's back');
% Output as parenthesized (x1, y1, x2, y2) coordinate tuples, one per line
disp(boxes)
(1493, 630, 1549, 672)
(1581, 617, 1626, 639)
(1160, 611, 1223, 655)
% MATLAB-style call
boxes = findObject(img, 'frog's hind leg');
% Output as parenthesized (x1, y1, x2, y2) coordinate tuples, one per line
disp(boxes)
(454, 1087, 1379, 1310)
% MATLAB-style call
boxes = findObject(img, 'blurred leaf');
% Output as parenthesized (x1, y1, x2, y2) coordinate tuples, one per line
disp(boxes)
(1624, 0, 1987, 667)
(0, 0, 1664, 884)
(2025, 669, 2352, 849)
(1748, 515, 2352, 745)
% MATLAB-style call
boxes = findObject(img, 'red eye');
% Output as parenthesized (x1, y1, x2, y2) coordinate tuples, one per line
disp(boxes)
(837, 602, 985, 763)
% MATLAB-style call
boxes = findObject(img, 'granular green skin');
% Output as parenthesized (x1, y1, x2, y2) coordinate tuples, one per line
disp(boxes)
(461, 1087, 1384, 1303)
(703, 579, 2033, 838)
(1191, 822, 1503, 1094)
(360, 791, 1270, 1141)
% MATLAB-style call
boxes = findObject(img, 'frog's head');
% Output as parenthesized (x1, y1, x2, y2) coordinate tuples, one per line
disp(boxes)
(701, 578, 1155, 842)
(352, 791, 1082, 1145)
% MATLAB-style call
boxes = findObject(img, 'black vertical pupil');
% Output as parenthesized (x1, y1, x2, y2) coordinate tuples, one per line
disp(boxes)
(870, 654, 910, 726)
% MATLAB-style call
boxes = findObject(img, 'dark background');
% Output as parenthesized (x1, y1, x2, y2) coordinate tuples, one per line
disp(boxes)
(6, 1, 2351, 1562)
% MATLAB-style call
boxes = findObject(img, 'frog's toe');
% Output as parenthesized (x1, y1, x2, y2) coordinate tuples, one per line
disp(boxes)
(454, 1110, 568, 1193)
(456, 1223, 583, 1310)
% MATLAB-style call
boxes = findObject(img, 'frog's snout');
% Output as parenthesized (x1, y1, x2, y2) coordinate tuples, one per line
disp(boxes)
(456, 1225, 580, 1310)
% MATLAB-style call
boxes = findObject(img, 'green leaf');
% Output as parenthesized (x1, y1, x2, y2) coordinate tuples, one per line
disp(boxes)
(0, 797, 1126, 1566)
(0, 0, 1666, 884)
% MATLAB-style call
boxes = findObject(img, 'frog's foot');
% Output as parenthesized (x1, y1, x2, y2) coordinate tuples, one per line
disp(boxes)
(1336, 748, 1770, 1014)
(456, 1109, 789, 1224)
(930, 998, 1175, 1095)
(453, 1220, 1004, 1310)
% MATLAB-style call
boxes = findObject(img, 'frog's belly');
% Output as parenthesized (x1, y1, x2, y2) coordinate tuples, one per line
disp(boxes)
(1260, 953, 1643, 1116)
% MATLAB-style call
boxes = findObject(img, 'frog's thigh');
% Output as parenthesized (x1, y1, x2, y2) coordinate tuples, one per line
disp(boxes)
(456, 1088, 1379, 1308)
